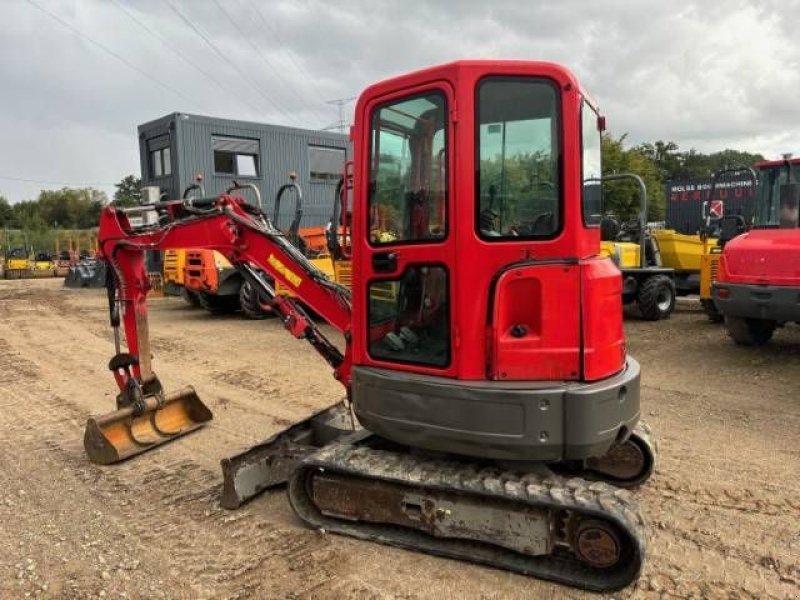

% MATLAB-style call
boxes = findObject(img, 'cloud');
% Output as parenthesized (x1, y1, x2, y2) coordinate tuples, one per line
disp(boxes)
(1, 0, 798, 201)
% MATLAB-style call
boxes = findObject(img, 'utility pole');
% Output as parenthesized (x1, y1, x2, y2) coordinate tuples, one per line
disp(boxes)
(323, 96, 355, 133)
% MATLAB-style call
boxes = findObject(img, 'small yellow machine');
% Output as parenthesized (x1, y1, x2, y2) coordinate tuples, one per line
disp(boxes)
(162, 248, 187, 293)
(652, 230, 716, 272)
(599, 240, 640, 268)
(4, 248, 31, 279)
(29, 252, 58, 278)
(598, 174, 677, 320)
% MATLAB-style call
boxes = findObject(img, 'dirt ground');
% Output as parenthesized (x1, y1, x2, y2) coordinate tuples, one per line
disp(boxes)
(0, 278, 797, 600)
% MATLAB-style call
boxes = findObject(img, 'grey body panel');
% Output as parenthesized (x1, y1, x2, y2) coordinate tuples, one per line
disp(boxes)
(352, 358, 640, 462)
(216, 268, 243, 297)
(713, 282, 800, 322)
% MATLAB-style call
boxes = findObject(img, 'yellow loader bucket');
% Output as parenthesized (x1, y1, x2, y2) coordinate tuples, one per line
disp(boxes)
(84, 386, 212, 465)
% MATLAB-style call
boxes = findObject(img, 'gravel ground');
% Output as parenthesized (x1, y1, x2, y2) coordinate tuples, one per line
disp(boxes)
(0, 279, 797, 599)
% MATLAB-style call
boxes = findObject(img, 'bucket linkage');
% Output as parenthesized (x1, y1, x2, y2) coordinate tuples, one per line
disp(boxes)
(83, 261, 213, 465)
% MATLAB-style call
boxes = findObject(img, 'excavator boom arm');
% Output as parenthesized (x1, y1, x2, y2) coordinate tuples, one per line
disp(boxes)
(98, 194, 353, 392)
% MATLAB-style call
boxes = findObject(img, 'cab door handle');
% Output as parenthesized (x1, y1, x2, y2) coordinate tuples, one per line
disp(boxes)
(372, 251, 398, 273)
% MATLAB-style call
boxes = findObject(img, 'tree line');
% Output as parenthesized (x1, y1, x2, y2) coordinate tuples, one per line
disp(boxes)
(0, 175, 141, 232)
(0, 138, 766, 249)
(0, 176, 141, 254)
(602, 135, 764, 221)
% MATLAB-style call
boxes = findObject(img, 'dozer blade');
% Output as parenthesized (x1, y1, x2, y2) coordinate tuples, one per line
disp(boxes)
(84, 386, 213, 465)
(220, 401, 356, 509)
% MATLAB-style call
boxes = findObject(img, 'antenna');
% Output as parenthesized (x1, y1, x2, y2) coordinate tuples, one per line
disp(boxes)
(323, 96, 356, 133)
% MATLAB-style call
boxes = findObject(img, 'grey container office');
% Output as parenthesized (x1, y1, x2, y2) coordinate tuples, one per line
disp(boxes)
(138, 113, 350, 229)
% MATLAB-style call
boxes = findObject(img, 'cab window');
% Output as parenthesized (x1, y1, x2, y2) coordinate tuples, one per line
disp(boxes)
(757, 165, 799, 228)
(477, 77, 561, 239)
(368, 266, 450, 367)
(368, 92, 447, 245)
(582, 102, 602, 226)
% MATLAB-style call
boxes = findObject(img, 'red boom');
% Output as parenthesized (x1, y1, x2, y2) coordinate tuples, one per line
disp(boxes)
(98, 194, 353, 393)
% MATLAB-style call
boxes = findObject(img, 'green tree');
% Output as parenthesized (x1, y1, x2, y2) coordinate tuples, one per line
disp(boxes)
(33, 188, 106, 229)
(602, 133, 665, 221)
(636, 140, 683, 180)
(704, 149, 765, 176)
(0, 196, 14, 227)
(636, 142, 764, 181)
(113, 175, 142, 207)
(12, 200, 47, 231)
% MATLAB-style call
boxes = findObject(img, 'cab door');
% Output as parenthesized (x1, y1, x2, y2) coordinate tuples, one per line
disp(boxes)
(353, 84, 457, 377)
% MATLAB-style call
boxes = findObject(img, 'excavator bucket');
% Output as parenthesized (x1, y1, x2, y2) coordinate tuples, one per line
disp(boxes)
(84, 386, 213, 465)
(220, 401, 354, 509)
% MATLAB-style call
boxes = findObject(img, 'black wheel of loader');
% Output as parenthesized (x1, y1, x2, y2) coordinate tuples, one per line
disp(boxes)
(239, 281, 271, 320)
(180, 287, 200, 308)
(636, 274, 675, 321)
(701, 299, 724, 323)
(197, 291, 239, 315)
(725, 316, 776, 346)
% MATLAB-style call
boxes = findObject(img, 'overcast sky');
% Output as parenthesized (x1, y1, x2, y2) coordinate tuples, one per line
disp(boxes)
(1, 0, 797, 202)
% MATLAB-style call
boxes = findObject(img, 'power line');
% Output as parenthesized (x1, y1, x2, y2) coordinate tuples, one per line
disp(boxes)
(110, 0, 264, 118)
(162, 0, 302, 126)
(23, 0, 210, 113)
(211, 0, 327, 125)
(322, 96, 355, 133)
(0, 174, 116, 187)
(247, 0, 332, 106)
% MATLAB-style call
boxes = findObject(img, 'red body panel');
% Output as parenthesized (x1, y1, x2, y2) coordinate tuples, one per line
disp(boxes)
(350, 61, 619, 383)
(753, 157, 800, 170)
(718, 229, 800, 287)
(581, 258, 626, 381)
(490, 263, 580, 381)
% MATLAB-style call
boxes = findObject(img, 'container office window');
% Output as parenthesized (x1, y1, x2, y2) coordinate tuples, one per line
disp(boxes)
(309, 145, 345, 183)
(148, 136, 172, 178)
(212, 136, 260, 177)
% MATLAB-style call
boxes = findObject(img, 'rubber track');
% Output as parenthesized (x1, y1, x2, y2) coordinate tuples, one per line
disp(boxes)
(288, 432, 647, 592)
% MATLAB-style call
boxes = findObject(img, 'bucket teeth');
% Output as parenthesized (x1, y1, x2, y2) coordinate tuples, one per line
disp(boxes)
(84, 386, 213, 465)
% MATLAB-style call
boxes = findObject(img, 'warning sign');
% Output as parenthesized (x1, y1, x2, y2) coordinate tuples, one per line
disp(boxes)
(709, 200, 724, 218)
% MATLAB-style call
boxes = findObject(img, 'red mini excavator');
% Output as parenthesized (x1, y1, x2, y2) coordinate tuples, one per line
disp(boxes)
(84, 61, 656, 591)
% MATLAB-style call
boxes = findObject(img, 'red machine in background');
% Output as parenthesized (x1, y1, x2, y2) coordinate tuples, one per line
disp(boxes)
(713, 156, 800, 344)
(84, 61, 656, 591)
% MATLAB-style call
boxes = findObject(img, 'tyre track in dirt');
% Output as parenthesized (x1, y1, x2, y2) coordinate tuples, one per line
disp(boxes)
(628, 310, 800, 600)
(0, 329, 349, 598)
(0, 282, 564, 599)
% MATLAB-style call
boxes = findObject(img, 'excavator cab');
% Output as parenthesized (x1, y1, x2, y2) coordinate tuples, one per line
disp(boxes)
(347, 65, 640, 460)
